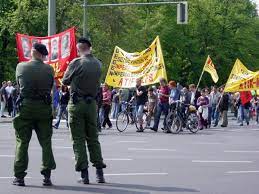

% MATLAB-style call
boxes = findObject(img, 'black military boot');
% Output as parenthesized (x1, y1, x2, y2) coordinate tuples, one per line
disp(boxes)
(42, 170, 52, 186)
(12, 177, 25, 186)
(96, 168, 105, 183)
(79, 168, 89, 184)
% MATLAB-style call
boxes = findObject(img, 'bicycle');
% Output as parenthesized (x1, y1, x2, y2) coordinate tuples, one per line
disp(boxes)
(116, 102, 148, 132)
(166, 100, 199, 134)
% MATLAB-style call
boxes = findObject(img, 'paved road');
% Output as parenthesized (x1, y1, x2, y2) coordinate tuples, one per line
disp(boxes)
(0, 118, 258, 194)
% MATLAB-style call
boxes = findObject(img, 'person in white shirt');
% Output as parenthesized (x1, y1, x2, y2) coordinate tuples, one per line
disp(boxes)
(5, 81, 15, 117)
(210, 86, 221, 126)
(0, 81, 7, 118)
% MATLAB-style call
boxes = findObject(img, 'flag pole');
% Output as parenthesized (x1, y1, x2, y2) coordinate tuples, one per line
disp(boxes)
(196, 70, 204, 89)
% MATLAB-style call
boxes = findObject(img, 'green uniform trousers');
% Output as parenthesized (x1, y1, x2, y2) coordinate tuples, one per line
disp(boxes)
(13, 99, 56, 178)
(68, 99, 104, 171)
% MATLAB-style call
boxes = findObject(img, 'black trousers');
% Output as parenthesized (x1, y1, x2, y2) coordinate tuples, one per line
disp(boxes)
(102, 104, 112, 128)
(7, 97, 13, 116)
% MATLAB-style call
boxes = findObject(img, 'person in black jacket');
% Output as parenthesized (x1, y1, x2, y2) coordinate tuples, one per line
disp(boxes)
(189, 84, 201, 108)
(218, 87, 229, 127)
(53, 85, 70, 129)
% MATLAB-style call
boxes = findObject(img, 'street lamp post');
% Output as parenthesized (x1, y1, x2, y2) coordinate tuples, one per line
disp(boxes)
(82, 1, 188, 37)
(83, 0, 88, 38)
(48, 0, 56, 36)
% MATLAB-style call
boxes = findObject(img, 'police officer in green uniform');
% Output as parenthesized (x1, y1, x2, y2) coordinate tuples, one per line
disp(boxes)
(13, 43, 56, 186)
(62, 38, 106, 184)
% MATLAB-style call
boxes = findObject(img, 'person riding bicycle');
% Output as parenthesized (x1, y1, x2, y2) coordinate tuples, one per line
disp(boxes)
(134, 78, 148, 132)
(169, 81, 180, 104)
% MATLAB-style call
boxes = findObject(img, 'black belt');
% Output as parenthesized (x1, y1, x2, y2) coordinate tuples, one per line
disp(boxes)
(71, 92, 95, 104)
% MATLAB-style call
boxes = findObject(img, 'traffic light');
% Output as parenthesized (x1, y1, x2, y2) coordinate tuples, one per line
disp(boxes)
(177, 2, 188, 24)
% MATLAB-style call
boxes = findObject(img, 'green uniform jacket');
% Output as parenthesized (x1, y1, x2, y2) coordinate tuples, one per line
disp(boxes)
(62, 54, 101, 97)
(16, 59, 54, 98)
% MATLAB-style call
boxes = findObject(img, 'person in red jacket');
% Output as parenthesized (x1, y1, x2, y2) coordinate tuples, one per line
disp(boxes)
(102, 84, 112, 129)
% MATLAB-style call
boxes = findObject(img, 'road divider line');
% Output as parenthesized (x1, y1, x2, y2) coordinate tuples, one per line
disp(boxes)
(52, 138, 65, 141)
(193, 142, 222, 145)
(104, 173, 168, 176)
(128, 148, 176, 151)
(72, 157, 133, 161)
(224, 150, 259, 153)
(226, 171, 259, 174)
(53, 146, 72, 149)
(192, 160, 253, 163)
(0, 155, 14, 158)
(106, 158, 133, 161)
(0, 177, 32, 179)
(118, 141, 147, 143)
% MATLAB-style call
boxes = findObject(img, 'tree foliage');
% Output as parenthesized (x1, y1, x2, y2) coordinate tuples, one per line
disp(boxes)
(0, 0, 258, 87)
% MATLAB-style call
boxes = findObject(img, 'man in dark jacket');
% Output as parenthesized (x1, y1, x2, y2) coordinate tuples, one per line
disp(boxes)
(189, 84, 201, 108)
(218, 87, 229, 127)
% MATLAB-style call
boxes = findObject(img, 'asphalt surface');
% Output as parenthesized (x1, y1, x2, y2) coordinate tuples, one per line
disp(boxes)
(0, 117, 259, 194)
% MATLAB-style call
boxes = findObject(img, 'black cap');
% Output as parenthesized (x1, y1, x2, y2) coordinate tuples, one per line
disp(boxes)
(33, 43, 48, 56)
(78, 37, 92, 47)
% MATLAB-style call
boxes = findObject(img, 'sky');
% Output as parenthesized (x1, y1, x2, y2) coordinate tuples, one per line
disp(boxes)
(253, 0, 259, 13)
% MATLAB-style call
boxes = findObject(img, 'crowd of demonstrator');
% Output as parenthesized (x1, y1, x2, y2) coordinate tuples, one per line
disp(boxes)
(94, 78, 258, 133)
(1, 79, 259, 131)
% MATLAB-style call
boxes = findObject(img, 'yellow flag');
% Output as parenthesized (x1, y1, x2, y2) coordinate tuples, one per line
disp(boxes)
(203, 55, 219, 83)
(224, 59, 259, 92)
(105, 36, 167, 88)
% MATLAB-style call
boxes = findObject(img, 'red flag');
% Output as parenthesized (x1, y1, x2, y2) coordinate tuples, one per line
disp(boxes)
(16, 27, 77, 81)
(240, 91, 252, 105)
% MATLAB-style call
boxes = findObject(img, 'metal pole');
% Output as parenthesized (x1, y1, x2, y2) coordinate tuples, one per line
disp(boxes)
(83, 0, 88, 38)
(86, 1, 187, 7)
(196, 70, 204, 90)
(83, 1, 188, 37)
(48, 0, 56, 36)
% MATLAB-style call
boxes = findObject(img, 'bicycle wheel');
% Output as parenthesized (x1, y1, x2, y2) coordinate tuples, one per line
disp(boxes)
(135, 112, 148, 130)
(165, 111, 175, 130)
(168, 115, 182, 134)
(187, 113, 199, 133)
(116, 111, 129, 132)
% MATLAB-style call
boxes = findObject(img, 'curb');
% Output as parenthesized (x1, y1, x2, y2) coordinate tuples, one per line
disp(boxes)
(0, 119, 13, 124)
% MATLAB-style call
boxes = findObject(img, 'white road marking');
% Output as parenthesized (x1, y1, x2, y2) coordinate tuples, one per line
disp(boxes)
(192, 160, 253, 163)
(53, 146, 72, 149)
(106, 158, 133, 161)
(0, 177, 32, 179)
(128, 148, 176, 151)
(226, 171, 259, 174)
(208, 128, 226, 131)
(193, 142, 222, 145)
(229, 129, 244, 132)
(104, 173, 168, 176)
(118, 141, 147, 143)
(72, 157, 133, 161)
(224, 150, 259, 153)
(52, 138, 65, 141)
(0, 155, 14, 158)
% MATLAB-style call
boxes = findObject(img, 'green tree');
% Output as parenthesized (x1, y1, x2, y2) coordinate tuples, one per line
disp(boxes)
(0, 0, 258, 88)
